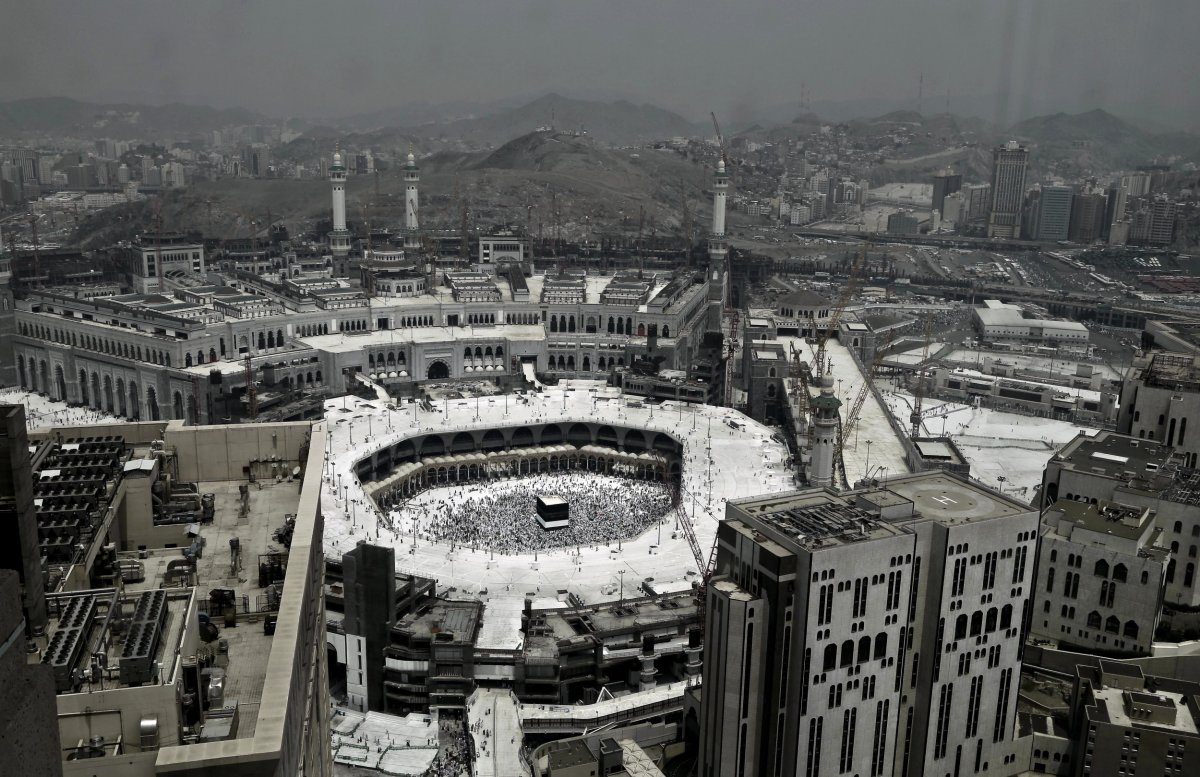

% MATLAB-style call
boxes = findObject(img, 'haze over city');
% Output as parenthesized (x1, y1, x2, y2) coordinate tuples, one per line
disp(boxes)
(2, 0, 1199, 127)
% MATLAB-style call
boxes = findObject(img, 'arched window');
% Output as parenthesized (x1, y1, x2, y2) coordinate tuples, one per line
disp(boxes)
(1087, 611, 1101, 630)
(840, 640, 854, 668)
(1105, 616, 1120, 634)
(1123, 621, 1139, 640)
(1175, 521, 1183, 533)
(1000, 604, 1013, 629)
(970, 611, 982, 637)
(955, 614, 967, 640)
(824, 644, 837, 671)
(873, 632, 887, 660)
(1112, 564, 1127, 583)
(1094, 559, 1109, 578)
(1187, 563, 1196, 588)
(985, 608, 998, 632)
(858, 636, 871, 663)
(1046, 567, 1055, 593)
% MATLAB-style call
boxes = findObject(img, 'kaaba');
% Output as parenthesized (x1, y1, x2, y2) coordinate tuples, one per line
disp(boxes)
(535, 495, 570, 529)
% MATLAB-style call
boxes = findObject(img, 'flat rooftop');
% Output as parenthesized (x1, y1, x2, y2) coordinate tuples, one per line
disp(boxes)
(396, 600, 481, 644)
(1092, 685, 1200, 734)
(730, 490, 909, 550)
(1055, 430, 1174, 480)
(1046, 499, 1159, 544)
(40, 475, 306, 744)
(884, 472, 1031, 525)
(300, 323, 546, 352)
(1142, 352, 1200, 391)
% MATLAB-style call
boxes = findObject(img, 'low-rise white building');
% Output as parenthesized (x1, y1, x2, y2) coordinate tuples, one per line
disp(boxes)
(973, 300, 1089, 347)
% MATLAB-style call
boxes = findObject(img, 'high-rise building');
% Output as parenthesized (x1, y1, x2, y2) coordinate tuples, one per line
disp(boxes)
(932, 169, 962, 216)
(1103, 185, 1127, 239)
(0, 570, 61, 777)
(987, 141, 1030, 238)
(1069, 193, 1107, 244)
(0, 406, 47, 634)
(963, 183, 992, 224)
(1036, 186, 1074, 241)
(1148, 196, 1177, 246)
(1121, 172, 1151, 198)
(941, 191, 965, 226)
(341, 542, 396, 712)
(886, 210, 920, 236)
(697, 471, 1038, 777)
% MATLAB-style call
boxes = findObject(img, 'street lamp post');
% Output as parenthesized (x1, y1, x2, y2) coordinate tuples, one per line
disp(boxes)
(864, 440, 873, 481)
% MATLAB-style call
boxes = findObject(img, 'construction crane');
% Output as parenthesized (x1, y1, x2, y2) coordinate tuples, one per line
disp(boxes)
(673, 480, 717, 603)
(835, 332, 894, 485)
(788, 338, 813, 425)
(910, 314, 934, 438)
(710, 111, 727, 166)
(813, 248, 866, 380)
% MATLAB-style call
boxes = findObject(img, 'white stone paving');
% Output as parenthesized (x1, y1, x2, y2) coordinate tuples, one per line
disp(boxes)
(878, 388, 1095, 501)
(330, 707, 439, 775)
(777, 336, 911, 485)
(322, 387, 793, 604)
(467, 689, 529, 777)
(1, 387, 124, 430)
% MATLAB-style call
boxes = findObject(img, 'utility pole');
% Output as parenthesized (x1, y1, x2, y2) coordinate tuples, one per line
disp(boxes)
(244, 352, 257, 420)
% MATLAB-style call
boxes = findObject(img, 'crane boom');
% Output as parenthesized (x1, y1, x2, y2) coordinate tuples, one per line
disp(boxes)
(910, 315, 934, 437)
(814, 248, 866, 379)
(710, 111, 727, 165)
(835, 332, 894, 484)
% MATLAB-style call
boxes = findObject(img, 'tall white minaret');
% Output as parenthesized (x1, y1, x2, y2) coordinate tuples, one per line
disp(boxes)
(328, 148, 351, 264)
(707, 157, 729, 331)
(403, 149, 420, 251)
(809, 387, 841, 487)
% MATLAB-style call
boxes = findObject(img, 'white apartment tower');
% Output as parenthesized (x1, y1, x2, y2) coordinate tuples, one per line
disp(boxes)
(698, 471, 1037, 777)
(403, 150, 420, 251)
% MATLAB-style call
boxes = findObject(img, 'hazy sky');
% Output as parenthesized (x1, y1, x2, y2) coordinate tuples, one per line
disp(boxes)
(3, 0, 1198, 127)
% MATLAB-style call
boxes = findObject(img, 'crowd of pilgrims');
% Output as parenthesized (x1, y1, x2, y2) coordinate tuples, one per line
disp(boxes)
(395, 472, 673, 553)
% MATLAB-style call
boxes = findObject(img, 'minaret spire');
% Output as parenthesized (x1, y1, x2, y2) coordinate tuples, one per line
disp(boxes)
(328, 145, 351, 274)
(403, 146, 420, 252)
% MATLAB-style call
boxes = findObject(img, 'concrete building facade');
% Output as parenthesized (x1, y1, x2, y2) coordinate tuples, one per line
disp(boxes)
(697, 471, 1038, 777)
